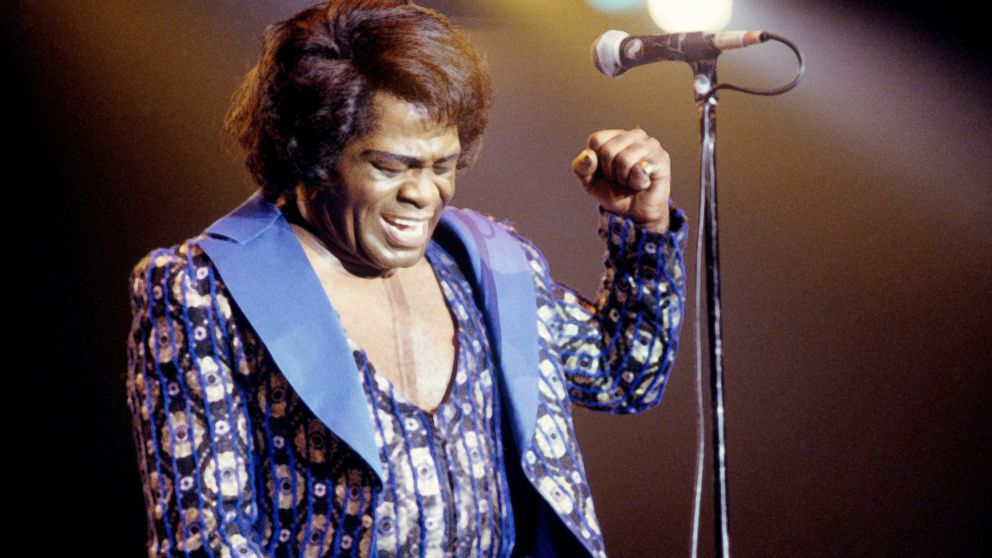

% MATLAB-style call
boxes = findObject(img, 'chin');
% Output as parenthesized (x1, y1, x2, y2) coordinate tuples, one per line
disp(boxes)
(364, 220, 436, 273)
(365, 244, 427, 274)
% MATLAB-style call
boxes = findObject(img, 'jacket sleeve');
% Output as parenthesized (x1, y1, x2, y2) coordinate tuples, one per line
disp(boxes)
(126, 241, 270, 557)
(521, 203, 689, 414)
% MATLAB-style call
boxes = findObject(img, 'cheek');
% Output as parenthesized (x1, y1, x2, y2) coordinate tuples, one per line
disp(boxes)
(350, 189, 394, 239)
(341, 177, 393, 215)
(438, 176, 457, 204)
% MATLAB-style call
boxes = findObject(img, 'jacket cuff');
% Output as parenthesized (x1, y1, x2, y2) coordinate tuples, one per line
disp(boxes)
(598, 201, 689, 270)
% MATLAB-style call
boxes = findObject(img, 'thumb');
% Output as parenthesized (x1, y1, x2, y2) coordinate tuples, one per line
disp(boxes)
(572, 148, 598, 188)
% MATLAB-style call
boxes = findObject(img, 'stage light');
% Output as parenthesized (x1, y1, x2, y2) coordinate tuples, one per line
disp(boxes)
(586, 0, 643, 13)
(646, 0, 733, 32)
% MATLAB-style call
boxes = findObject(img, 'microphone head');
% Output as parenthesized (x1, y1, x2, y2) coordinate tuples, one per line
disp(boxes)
(592, 29, 629, 78)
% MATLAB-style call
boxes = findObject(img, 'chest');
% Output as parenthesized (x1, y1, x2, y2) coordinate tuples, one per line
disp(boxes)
(329, 269, 457, 413)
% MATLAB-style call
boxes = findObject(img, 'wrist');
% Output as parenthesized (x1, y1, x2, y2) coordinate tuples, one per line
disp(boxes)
(635, 216, 670, 234)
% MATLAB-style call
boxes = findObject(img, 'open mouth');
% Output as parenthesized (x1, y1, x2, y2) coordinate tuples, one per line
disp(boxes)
(381, 215, 430, 248)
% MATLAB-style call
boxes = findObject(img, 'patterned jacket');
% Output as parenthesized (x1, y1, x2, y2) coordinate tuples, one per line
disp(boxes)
(126, 190, 688, 557)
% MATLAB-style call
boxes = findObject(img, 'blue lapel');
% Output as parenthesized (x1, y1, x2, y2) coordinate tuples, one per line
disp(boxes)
(196, 190, 384, 481)
(194, 190, 540, 481)
(433, 208, 540, 460)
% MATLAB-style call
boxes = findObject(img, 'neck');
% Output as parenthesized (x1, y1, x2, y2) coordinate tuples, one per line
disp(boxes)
(277, 192, 322, 241)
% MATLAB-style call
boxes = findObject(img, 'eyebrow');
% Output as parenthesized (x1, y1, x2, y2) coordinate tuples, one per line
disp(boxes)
(362, 149, 459, 168)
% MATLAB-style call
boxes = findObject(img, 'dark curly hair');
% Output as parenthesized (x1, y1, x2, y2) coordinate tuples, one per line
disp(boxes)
(224, 0, 493, 203)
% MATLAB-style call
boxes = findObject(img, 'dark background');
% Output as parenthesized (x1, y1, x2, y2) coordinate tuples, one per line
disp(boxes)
(8, 1, 989, 556)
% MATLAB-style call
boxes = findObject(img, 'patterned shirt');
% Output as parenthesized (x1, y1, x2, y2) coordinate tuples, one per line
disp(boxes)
(357, 241, 512, 557)
(125, 203, 688, 558)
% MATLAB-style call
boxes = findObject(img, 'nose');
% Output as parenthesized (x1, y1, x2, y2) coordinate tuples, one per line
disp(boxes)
(396, 169, 442, 209)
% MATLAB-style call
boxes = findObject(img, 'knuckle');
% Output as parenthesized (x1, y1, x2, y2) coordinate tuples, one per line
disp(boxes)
(614, 153, 635, 171)
(599, 144, 621, 162)
(588, 131, 608, 149)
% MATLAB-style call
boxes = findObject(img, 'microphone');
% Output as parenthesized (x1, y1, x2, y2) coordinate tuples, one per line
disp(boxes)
(592, 30, 768, 77)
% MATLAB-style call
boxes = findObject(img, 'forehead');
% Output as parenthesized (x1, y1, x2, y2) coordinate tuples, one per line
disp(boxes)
(355, 91, 460, 156)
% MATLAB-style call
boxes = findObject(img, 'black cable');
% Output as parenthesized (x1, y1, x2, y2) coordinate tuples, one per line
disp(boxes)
(688, 31, 804, 558)
(704, 32, 806, 101)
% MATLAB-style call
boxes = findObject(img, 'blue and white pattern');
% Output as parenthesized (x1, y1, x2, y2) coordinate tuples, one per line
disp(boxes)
(125, 205, 687, 557)
(357, 241, 512, 557)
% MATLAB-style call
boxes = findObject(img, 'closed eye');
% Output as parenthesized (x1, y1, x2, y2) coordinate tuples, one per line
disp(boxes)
(363, 149, 459, 177)
(371, 162, 402, 177)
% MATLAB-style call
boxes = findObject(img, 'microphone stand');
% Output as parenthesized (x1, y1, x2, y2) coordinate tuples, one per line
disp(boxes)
(591, 29, 803, 558)
(691, 58, 731, 558)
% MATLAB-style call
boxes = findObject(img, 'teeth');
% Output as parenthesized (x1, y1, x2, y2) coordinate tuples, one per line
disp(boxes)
(393, 221, 423, 232)
(382, 216, 428, 247)
(390, 217, 424, 227)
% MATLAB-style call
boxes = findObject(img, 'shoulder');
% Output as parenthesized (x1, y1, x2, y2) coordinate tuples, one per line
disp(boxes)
(440, 206, 553, 279)
(128, 235, 227, 319)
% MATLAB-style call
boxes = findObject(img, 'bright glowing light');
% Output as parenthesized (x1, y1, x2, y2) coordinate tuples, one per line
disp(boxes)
(586, 0, 643, 12)
(647, 0, 733, 32)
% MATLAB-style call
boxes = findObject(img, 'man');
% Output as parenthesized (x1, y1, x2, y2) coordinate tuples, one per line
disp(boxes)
(125, 1, 688, 557)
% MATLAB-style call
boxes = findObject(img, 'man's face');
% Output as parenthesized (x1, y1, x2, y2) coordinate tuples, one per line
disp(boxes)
(301, 91, 461, 276)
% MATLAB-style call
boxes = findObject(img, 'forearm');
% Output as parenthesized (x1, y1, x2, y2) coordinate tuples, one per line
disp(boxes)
(560, 203, 688, 413)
